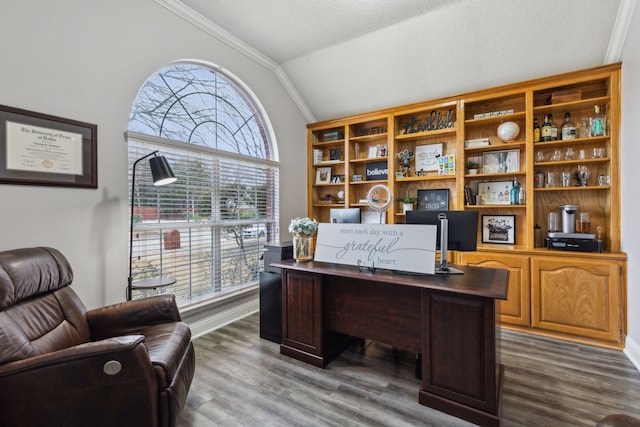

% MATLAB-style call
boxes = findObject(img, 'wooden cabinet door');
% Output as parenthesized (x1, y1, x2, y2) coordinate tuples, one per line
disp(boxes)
(281, 270, 323, 362)
(460, 252, 530, 326)
(531, 256, 624, 345)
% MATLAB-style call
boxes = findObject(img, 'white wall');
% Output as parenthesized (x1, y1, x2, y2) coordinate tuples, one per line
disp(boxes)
(0, 0, 307, 309)
(621, 3, 640, 368)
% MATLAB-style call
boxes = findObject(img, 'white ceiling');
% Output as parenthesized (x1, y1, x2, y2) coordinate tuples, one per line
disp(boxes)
(173, 0, 629, 122)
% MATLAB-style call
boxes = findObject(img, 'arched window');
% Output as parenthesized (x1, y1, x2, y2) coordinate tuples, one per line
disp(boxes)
(127, 61, 279, 306)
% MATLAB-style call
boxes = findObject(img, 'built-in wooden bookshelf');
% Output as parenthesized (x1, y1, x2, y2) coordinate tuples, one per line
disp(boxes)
(306, 63, 626, 349)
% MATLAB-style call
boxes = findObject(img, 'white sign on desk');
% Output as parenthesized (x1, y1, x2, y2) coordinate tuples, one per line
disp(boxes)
(314, 223, 437, 274)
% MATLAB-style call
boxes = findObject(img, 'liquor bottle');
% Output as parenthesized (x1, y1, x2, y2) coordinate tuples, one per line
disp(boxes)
(541, 114, 552, 141)
(509, 177, 520, 205)
(561, 112, 576, 140)
(549, 113, 558, 140)
(591, 105, 605, 136)
(533, 118, 541, 142)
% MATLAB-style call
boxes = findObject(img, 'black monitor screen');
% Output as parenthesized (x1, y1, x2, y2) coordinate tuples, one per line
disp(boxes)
(406, 210, 478, 252)
(329, 208, 361, 224)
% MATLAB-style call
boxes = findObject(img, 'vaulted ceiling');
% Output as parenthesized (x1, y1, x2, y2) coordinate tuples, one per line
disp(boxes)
(173, 0, 630, 123)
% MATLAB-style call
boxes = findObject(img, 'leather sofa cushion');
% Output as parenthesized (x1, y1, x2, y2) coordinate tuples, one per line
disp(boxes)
(143, 322, 192, 388)
(0, 247, 73, 310)
(0, 287, 89, 364)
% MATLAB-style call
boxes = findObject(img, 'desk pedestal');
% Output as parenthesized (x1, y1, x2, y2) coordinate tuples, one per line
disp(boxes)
(278, 261, 506, 427)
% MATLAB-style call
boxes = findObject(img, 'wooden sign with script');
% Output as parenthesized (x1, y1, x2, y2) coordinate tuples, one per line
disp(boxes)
(314, 223, 437, 274)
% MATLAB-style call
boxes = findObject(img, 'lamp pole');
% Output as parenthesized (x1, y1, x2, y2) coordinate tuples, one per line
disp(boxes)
(128, 150, 176, 300)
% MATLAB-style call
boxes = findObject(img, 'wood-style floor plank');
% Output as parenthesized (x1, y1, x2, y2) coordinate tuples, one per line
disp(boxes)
(179, 313, 640, 426)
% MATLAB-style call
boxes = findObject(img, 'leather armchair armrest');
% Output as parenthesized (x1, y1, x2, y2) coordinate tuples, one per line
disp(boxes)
(0, 335, 147, 377)
(87, 294, 181, 340)
(0, 336, 160, 427)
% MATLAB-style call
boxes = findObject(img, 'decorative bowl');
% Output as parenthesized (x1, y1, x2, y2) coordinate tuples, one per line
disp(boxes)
(497, 121, 520, 142)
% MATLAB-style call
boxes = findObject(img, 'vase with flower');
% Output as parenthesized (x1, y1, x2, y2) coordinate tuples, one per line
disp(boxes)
(288, 217, 319, 262)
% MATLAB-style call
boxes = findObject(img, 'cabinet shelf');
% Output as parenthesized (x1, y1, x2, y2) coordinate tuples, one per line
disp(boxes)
(394, 127, 456, 141)
(312, 139, 345, 148)
(465, 172, 526, 179)
(312, 183, 344, 188)
(313, 160, 344, 166)
(396, 175, 456, 182)
(312, 203, 344, 208)
(532, 136, 608, 148)
(464, 141, 526, 153)
(467, 204, 527, 209)
(350, 156, 388, 163)
(349, 133, 388, 142)
(534, 185, 609, 192)
(532, 95, 610, 114)
(534, 158, 609, 167)
(464, 111, 526, 127)
(349, 180, 387, 185)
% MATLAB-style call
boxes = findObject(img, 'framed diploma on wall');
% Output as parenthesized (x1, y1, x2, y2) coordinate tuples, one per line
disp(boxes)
(0, 105, 97, 188)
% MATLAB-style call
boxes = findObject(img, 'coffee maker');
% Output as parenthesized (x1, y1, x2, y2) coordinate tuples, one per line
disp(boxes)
(546, 204, 601, 252)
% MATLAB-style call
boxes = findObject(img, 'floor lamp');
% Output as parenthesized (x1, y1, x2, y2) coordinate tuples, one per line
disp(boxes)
(128, 150, 177, 300)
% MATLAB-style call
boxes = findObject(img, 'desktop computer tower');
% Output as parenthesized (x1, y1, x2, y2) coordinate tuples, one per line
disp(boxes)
(259, 241, 292, 343)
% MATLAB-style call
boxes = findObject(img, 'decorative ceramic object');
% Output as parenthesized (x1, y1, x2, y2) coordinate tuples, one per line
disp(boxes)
(497, 121, 520, 142)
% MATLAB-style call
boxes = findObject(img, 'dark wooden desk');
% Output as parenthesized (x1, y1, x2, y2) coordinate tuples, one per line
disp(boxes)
(273, 260, 509, 427)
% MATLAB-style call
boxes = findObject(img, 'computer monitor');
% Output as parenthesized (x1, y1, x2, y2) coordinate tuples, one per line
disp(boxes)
(329, 207, 361, 224)
(406, 210, 479, 274)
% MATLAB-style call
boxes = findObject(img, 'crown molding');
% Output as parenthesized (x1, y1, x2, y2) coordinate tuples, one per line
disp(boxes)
(605, 0, 637, 63)
(155, 0, 316, 123)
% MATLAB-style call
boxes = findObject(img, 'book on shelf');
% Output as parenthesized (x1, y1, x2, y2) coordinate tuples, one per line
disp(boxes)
(464, 138, 490, 148)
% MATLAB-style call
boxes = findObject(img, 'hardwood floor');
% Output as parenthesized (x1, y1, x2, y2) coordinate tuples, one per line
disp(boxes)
(179, 313, 640, 427)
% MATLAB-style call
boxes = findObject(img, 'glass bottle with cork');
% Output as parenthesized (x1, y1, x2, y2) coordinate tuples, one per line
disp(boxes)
(549, 113, 559, 140)
(533, 118, 541, 142)
(561, 112, 576, 140)
(509, 177, 520, 205)
(541, 114, 552, 142)
(591, 105, 605, 137)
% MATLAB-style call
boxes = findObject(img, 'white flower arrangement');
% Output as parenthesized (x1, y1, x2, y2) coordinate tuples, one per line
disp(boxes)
(288, 217, 318, 236)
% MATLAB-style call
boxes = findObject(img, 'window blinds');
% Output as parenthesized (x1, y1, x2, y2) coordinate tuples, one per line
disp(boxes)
(127, 132, 279, 306)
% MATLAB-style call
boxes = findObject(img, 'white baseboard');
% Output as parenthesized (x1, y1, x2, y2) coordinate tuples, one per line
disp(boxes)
(181, 286, 259, 339)
(624, 335, 640, 373)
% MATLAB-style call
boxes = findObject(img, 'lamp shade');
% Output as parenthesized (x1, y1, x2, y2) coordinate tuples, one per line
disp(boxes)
(149, 155, 177, 186)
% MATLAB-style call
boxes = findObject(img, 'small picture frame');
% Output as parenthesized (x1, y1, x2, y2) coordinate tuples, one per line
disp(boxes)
(415, 143, 443, 172)
(477, 181, 514, 205)
(395, 171, 404, 179)
(351, 174, 363, 182)
(316, 166, 332, 184)
(482, 149, 520, 174)
(417, 189, 449, 211)
(482, 215, 515, 244)
(368, 146, 379, 158)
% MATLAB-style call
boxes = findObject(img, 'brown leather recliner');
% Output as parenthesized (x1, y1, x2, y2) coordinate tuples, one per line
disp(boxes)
(0, 247, 195, 427)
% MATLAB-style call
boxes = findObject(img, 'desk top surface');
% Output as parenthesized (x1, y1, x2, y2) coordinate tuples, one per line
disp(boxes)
(273, 260, 508, 300)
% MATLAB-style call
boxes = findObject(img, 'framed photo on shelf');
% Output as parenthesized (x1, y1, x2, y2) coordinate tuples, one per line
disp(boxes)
(415, 143, 442, 172)
(482, 149, 519, 174)
(417, 188, 449, 211)
(315, 166, 332, 184)
(477, 180, 514, 205)
(482, 215, 515, 244)
(0, 104, 97, 188)
(368, 146, 379, 158)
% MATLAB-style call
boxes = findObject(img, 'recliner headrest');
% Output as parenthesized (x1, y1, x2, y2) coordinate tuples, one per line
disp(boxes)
(0, 247, 73, 310)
